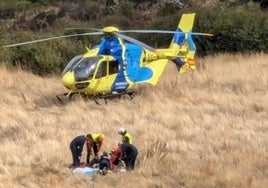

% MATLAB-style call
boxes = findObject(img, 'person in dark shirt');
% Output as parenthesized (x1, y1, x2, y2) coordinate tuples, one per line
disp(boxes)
(69, 134, 91, 168)
(119, 143, 138, 170)
(98, 151, 112, 175)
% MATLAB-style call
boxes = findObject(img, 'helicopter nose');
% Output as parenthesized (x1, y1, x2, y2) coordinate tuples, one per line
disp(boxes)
(61, 71, 75, 89)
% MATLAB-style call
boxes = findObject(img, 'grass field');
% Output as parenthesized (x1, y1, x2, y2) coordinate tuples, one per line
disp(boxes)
(0, 53, 267, 188)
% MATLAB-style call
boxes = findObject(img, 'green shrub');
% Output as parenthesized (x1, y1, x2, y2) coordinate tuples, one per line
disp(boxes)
(193, 2, 268, 54)
(117, 1, 136, 19)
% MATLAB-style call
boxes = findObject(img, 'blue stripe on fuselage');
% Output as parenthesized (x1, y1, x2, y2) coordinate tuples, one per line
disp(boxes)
(125, 43, 152, 82)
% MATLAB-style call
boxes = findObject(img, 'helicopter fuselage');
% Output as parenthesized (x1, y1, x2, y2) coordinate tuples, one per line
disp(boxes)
(61, 43, 146, 96)
(60, 39, 172, 98)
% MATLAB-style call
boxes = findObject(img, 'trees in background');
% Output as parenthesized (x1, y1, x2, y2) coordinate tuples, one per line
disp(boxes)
(1, 0, 267, 74)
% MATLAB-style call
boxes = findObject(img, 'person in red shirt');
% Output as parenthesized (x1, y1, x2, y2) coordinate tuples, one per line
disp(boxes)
(109, 142, 122, 170)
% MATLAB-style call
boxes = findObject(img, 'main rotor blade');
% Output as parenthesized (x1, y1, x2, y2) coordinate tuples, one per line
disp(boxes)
(115, 33, 155, 52)
(65, 27, 102, 32)
(120, 30, 181, 34)
(120, 30, 213, 36)
(191, 32, 213, 36)
(65, 28, 213, 37)
(3, 32, 103, 48)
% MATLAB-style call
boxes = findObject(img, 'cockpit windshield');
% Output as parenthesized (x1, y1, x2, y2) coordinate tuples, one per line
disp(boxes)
(74, 56, 102, 81)
(61, 54, 83, 76)
(62, 55, 103, 81)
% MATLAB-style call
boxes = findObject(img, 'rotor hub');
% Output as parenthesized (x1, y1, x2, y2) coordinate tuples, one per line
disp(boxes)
(102, 26, 119, 33)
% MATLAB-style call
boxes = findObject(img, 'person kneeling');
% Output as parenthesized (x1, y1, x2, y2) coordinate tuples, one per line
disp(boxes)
(98, 151, 112, 175)
(119, 143, 138, 170)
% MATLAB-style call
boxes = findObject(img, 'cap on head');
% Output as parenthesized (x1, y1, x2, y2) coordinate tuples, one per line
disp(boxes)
(118, 128, 126, 134)
(98, 134, 105, 141)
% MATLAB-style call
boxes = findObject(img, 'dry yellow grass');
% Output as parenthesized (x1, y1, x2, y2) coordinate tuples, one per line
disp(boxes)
(0, 53, 267, 188)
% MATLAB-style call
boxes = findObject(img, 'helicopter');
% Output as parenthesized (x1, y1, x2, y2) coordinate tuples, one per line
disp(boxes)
(4, 13, 213, 101)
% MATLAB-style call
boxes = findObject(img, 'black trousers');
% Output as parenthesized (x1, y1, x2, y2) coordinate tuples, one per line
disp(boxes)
(123, 150, 138, 170)
(70, 145, 82, 166)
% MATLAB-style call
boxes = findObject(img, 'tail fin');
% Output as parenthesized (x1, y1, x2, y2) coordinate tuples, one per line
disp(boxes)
(170, 13, 197, 73)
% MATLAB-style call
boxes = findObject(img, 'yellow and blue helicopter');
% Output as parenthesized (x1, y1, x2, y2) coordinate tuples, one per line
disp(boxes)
(4, 13, 213, 100)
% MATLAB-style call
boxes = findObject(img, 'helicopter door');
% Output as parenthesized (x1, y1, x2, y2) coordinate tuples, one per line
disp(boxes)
(92, 59, 117, 94)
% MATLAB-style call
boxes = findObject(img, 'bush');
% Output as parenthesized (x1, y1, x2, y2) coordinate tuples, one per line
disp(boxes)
(60, 1, 103, 21)
(193, 2, 268, 55)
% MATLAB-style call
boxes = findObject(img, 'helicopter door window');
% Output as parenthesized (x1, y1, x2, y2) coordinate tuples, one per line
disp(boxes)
(109, 60, 119, 75)
(95, 61, 107, 79)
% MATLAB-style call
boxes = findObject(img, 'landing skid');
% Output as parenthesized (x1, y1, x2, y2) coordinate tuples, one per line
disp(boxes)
(100, 91, 135, 104)
(56, 92, 76, 104)
(89, 91, 134, 105)
(56, 91, 135, 105)
(101, 91, 134, 99)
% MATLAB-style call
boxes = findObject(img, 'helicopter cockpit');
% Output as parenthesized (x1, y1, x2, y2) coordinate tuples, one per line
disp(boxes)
(74, 56, 100, 81)
(62, 55, 101, 81)
(62, 55, 119, 82)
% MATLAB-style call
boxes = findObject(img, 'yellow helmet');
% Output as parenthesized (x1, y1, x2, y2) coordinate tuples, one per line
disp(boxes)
(98, 134, 105, 141)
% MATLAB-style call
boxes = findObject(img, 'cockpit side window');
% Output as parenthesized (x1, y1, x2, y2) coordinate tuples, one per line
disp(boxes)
(109, 60, 119, 75)
(95, 61, 107, 79)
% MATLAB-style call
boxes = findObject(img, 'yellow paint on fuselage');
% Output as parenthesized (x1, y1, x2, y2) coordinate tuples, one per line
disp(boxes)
(84, 47, 99, 57)
(86, 56, 117, 95)
(142, 59, 169, 85)
(61, 70, 91, 94)
(61, 71, 75, 89)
